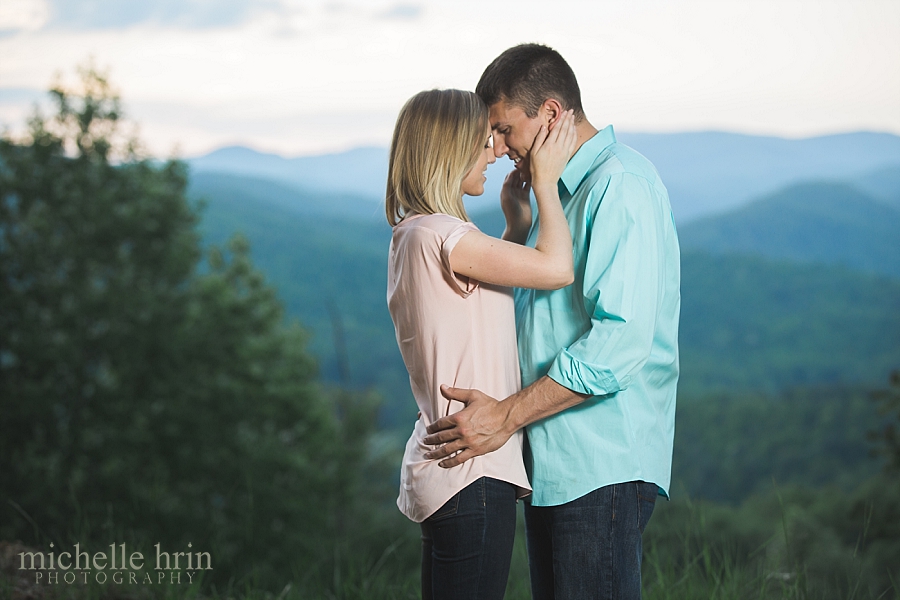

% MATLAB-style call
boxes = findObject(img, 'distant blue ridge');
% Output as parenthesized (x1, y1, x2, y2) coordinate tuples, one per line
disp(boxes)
(678, 181, 900, 278)
(187, 131, 900, 225)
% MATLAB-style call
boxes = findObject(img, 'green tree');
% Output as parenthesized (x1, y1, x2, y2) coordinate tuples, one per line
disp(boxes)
(0, 67, 394, 592)
(870, 369, 900, 471)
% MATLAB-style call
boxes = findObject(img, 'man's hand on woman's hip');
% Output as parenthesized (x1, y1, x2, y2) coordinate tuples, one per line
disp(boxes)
(423, 385, 515, 468)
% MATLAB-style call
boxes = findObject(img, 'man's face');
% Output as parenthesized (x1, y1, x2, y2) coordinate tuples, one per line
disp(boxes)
(488, 99, 546, 180)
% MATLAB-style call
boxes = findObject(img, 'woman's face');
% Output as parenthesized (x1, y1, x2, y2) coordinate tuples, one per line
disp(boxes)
(460, 129, 496, 197)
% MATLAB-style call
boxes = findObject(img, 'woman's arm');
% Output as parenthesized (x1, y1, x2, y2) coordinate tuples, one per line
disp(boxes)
(450, 110, 576, 290)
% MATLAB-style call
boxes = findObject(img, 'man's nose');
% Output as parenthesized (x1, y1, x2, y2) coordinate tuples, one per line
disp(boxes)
(493, 140, 507, 158)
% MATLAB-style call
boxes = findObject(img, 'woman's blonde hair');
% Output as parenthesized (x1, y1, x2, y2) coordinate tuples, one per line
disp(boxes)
(385, 89, 489, 226)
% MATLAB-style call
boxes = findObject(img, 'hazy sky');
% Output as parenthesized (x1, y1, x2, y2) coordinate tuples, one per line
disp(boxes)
(1, 0, 898, 157)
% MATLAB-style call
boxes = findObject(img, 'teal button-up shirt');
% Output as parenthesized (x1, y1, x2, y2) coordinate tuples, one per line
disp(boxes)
(515, 125, 680, 506)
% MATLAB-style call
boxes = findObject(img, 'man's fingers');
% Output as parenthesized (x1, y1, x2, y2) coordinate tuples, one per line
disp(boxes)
(427, 385, 484, 435)
(422, 427, 458, 445)
(423, 386, 500, 466)
(424, 440, 465, 460)
(440, 384, 475, 404)
(438, 449, 478, 469)
(425, 414, 455, 435)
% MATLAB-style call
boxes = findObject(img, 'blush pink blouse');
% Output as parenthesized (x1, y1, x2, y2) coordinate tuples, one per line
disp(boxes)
(387, 212, 531, 523)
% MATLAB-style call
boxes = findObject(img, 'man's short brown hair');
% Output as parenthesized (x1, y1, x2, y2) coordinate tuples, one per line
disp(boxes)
(476, 43, 584, 119)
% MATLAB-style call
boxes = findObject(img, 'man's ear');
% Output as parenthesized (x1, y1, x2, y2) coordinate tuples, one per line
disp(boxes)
(542, 99, 564, 128)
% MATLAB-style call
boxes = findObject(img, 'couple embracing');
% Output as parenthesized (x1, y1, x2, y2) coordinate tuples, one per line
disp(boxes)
(385, 43, 680, 600)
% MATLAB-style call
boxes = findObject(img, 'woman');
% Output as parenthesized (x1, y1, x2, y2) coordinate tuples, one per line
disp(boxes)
(385, 89, 576, 600)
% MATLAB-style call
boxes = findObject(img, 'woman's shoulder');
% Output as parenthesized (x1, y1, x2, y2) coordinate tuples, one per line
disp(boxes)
(396, 212, 479, 238)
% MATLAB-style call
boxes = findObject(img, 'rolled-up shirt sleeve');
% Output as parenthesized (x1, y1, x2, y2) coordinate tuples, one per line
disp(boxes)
(548, 173, 665, 397)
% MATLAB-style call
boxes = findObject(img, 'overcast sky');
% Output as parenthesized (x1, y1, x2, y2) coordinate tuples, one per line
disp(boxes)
(1, 0, 898, 157)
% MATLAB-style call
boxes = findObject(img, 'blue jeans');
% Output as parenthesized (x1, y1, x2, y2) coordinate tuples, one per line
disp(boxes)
(524, 480, 658, 600)
(420, 477, 517, 600)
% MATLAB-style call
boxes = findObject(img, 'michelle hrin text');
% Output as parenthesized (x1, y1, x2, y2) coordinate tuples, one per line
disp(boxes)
(18, 542, 211, 585)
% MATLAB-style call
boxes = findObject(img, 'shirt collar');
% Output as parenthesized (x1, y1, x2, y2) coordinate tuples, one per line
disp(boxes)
(560, 124, 616, 196)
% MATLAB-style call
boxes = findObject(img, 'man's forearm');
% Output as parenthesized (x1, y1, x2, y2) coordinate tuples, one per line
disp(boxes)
(502, 375, 591, 434)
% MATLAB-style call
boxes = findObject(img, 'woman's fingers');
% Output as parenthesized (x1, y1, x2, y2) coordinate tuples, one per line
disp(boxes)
(528, 110, 577, 186)
(533, 110, 573, 161)
(530, 124, 549, 155)
(538, 112, 565, 151)
(535, 110, 574, 156)
(563, 111, 577, 154)
(554, 110, 577, 157)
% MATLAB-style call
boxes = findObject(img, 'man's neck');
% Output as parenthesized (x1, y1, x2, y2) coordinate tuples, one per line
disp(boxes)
(574, 118, 600, 155)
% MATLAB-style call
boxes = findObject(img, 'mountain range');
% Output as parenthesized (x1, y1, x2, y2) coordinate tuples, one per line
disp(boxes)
(189, 131, 900, 224)
(188, 143, 900, 425)
(677, 181, 900, 277)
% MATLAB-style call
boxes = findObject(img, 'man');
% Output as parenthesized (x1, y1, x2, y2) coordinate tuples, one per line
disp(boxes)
(423, 44, 680, 599)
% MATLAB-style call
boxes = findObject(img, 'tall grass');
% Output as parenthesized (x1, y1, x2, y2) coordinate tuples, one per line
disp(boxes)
(642, 482, 898, 600)
(3, 480, 896, 600)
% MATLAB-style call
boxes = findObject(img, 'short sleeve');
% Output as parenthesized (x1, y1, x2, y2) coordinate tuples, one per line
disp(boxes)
(440, 220, 479, 298)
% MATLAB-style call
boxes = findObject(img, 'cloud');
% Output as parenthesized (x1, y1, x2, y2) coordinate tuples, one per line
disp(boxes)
(44, 0, 280, 30)
(0, 0, 50, 33)
(379, 4, 422, 20)
(1, 0, 425, 34)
